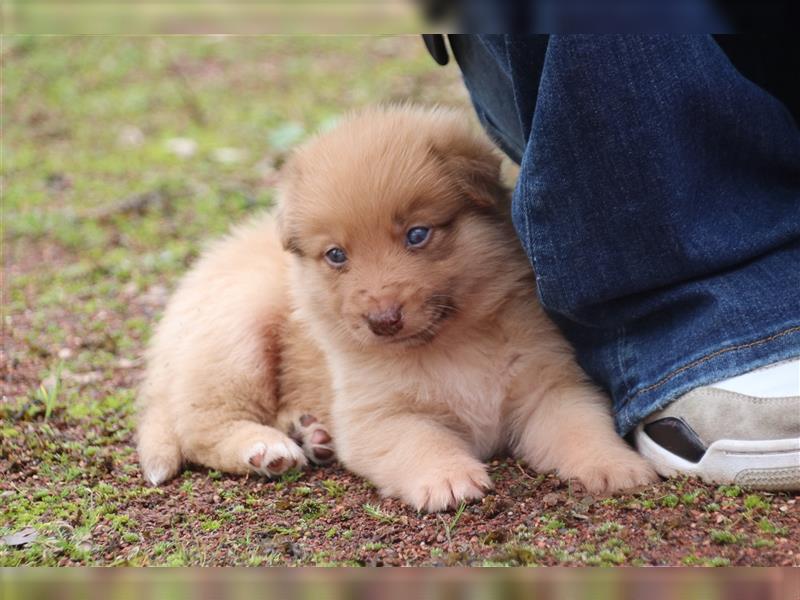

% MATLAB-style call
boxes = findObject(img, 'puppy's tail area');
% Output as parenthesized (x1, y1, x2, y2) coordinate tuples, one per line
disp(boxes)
(136, 401, 182, 486)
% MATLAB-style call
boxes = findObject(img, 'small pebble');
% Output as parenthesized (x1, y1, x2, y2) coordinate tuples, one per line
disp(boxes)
(212, 147, 246, 164)
(118, 125, 145, 147)
(542, 492, 560, 507)
(166, 137, 197, 158)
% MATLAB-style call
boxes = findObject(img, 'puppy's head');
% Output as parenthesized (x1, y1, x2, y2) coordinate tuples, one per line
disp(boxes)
(278, 106, 515, 350)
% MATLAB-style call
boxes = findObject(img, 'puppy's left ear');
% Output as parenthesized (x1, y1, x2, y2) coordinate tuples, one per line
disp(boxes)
(429, 136, 508, 209)
(275, 152, 304, 256)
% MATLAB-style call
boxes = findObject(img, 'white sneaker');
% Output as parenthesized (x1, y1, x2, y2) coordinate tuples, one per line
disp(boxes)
(635, 359, 800, 490)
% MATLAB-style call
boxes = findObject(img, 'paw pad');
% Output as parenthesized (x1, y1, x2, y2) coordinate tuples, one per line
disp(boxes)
(290, 414, 336, 465)
(299, 414, 317, 426)
(246, 441, 305, 477)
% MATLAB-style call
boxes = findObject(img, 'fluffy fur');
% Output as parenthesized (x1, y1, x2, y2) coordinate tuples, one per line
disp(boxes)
(137, 105, 656, 511)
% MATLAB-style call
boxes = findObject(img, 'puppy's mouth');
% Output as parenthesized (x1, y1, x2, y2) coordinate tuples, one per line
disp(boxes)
(388, 295, 458, 346)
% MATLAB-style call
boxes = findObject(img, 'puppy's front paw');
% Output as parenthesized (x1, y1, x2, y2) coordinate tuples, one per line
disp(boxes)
(563, 450, 658, 494)
(138, 444, 181, 486)
(289, 413, 336, 465)
(245, 440, 307, 477)
(395, 457, 492, 513)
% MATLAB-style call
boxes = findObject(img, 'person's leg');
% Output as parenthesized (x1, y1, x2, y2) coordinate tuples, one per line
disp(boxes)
(447, 34, 800, 487)
(447, 34, 546, 164)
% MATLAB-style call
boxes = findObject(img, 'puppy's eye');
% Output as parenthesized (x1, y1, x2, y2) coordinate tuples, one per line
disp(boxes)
(406, 226, 431, 248)
(324, 247, 348, 267)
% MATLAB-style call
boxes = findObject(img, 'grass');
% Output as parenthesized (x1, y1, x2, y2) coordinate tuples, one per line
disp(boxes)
(437, 500, 467, 544)
(3, 35, 799, 567)
(710, 529, 740, 545)
(32, 362, 64, 421)
(363, 503, 398, 525)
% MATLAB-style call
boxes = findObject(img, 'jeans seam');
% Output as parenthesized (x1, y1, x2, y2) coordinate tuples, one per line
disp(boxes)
(623, 324, 800, 405)
(521, 192, 538, 283)
(615, 325, 631, 399)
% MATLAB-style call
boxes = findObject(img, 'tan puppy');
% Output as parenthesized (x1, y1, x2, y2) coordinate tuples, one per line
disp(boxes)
(137, 105, 657, 511)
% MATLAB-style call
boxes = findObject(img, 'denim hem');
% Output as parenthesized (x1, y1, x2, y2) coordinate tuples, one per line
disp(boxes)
(614, 324, 800, 435)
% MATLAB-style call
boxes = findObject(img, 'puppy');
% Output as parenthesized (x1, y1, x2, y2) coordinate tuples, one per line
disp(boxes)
(137, 105, 657, 511)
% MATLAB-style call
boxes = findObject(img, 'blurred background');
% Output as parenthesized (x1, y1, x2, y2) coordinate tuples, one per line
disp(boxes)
(3, 0, 797, 33)
(2, 565, 799, 598)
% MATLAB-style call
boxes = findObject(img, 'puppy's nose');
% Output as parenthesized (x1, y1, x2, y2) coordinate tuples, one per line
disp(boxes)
(365, 305, 404, 336)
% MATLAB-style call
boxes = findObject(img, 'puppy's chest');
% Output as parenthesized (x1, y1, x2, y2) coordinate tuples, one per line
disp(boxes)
(420, 345, 524, 458)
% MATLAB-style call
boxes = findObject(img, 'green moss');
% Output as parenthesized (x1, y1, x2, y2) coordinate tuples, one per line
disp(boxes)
(321, 479, 346, 498)
(542, 517, 566, 532)
(298, 499, 326, 521)
(597, 548, 626, 564)
(757, 518, 788, 536)
(718, 485, 742, 498)
(660, 494, 679, 508)
(743, 494, 770, 512)
(680, 490, 703, 505)
(200, 519, 221, 532)
(361, 542, 386, 552)
(710, 529, 739, 545)
(595, 521, 622, 536)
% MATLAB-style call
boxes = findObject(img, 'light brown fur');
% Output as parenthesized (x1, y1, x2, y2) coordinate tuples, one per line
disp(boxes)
(137, 105, 656, 511)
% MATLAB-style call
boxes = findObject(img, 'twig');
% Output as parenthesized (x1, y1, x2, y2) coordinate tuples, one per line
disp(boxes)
(86, 189, 166, 222)
(154, 38, 207, 126)
(516, 462, 538, 480)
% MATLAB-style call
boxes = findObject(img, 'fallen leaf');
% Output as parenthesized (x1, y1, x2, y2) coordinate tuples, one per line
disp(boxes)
(1, 527, 38, 547)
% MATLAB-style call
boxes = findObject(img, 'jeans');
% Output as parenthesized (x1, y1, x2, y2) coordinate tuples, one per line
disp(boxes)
(446, 35, 800, 435)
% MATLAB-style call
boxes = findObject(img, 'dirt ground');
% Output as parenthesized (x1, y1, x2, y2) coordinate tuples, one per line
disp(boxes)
(2, 35, 798, 567)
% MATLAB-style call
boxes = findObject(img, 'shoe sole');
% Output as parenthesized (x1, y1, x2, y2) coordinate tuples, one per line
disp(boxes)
(635, 425, 800, 491)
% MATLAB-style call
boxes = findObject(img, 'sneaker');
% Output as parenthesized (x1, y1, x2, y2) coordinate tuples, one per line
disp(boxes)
(634, 359, 800, 490)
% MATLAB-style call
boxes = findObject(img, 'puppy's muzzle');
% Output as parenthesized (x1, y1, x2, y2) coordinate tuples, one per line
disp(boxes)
(365, 306, 403, 337)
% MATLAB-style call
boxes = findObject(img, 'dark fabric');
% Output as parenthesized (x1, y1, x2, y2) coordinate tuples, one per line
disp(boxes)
(422, 34, 449, 66)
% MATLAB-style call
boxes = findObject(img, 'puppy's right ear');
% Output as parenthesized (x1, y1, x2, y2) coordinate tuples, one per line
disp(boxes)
(427, 130, 508, 210)
(275, 154, 304, 256)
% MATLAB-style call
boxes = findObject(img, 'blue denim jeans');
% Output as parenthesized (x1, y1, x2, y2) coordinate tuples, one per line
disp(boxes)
(447, 35, 800, 435)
